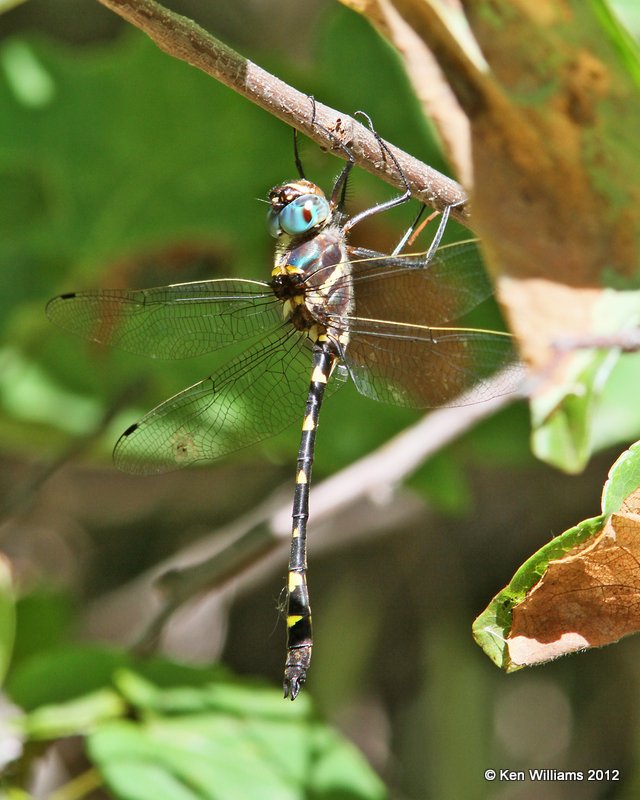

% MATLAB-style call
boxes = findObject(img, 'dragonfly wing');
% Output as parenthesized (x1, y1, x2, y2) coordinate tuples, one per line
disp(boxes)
(113, 326, 318, 474)
(46, 278, 280, 359)
(342, 320, 521, 408)
(348, 240, 493, 326)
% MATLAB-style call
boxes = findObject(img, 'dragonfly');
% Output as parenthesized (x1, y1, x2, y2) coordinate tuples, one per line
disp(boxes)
(47, 121, 519, 699)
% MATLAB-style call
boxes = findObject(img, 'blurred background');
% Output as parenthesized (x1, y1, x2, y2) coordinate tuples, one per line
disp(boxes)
(2, 1, 640, 798)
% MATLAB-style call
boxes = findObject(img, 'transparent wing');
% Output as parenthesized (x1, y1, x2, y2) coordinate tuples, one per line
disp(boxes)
(113, 327, 325, 474)
(46, 278, 281, 359)
(343, 240, 492, 326)
(342, 318, 521, 408)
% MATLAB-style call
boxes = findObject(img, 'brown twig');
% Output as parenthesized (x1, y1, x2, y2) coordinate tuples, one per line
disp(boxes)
(553, 329, 640, 354)
(95, 0, 471, 227)
(84, 369, 522, 651)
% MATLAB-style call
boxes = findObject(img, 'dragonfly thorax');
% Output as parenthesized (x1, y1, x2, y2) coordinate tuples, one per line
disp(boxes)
(270, 225, 354, 353)
(269, 269, 322, 340)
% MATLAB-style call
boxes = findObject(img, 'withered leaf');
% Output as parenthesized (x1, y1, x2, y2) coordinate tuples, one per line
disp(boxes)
(508, 512, 640, 666)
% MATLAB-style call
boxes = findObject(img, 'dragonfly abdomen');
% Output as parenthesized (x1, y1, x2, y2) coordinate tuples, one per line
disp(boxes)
(283, 342, 336, 699)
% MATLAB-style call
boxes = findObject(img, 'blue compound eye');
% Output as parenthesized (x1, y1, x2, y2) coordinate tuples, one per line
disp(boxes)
(267, 208, 283, 238)
(269, 195, 330, 238)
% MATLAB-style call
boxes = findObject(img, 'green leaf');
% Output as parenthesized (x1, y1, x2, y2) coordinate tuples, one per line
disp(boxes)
(601, 440, 640, 514)
(591, 351, 640, 450)
(6, 645, 130, 709)
(473, 514, 606, 669)
(475, 439, 640, 671)
(531, 290, 640, 473)
(530, 348, 619, 474)
(603, 0, 640, 73)
(89, 709, 385, 800)
(21, 687, 125, 740)
(89, 669, 385, 800)
(12, 587, 74, 667)
(113, 668, 305, 718)
(8, 646, 385, 799)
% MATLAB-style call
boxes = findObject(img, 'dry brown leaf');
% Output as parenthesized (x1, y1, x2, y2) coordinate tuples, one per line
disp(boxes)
(339, 0, 472, 183)
(622, 487, 640, 516)
(508, 512, 640, 666)
(341, 0, 640, 374)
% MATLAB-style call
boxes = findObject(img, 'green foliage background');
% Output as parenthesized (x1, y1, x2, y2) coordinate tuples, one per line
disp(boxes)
(1, 2, 640, 799)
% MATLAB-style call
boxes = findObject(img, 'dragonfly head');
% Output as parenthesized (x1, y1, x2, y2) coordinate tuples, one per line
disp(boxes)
(267, 180, 331, 239)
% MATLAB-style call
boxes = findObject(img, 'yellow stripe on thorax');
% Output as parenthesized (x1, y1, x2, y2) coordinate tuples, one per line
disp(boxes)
(271, 263, 303, 278)
(318, 261, 347, 291)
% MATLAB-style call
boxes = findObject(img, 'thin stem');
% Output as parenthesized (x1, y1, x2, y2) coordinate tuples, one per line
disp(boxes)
(48, 768, 103, 800)
(95, 0, 471, 227)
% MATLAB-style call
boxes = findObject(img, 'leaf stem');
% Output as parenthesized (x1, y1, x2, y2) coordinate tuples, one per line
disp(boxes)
(48, 768, 103, 800)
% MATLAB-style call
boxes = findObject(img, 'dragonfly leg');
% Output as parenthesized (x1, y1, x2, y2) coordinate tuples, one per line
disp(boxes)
(392, 203, 453, 258)
(342, 111, 413, 234)
(304, 106, 417, 230)
(392, 204, 429, 255)
(296, 95, 355, 212)
(293, 127, 306, 180)
(283, 342, 335, 699)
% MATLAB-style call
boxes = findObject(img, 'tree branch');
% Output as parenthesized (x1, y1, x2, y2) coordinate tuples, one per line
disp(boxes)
(95, 0, 471, 228)
(84, 370, 522, 651)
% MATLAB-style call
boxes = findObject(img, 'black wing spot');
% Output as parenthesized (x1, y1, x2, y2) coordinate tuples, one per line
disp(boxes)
(122, 423, 139, 437)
